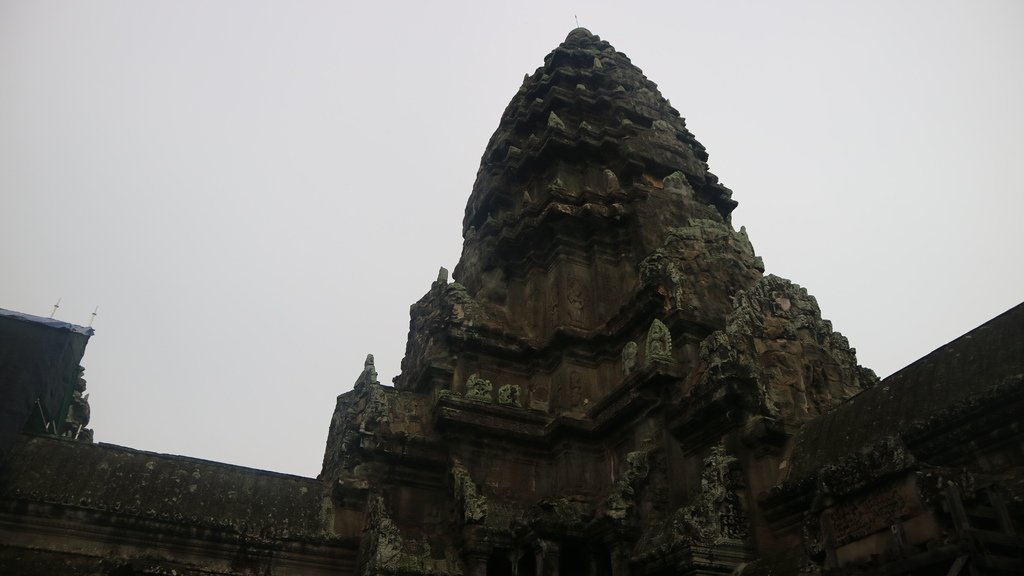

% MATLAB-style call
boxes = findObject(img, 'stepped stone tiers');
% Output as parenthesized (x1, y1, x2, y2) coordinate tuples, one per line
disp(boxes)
(2, 28, 1022, 576)
(324, 28, 867, 575)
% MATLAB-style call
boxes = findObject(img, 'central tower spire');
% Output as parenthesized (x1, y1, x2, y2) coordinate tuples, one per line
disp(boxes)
(463, 27, 736, 236)
(449, 28, 759, 347)
(322, 29, 875, 576)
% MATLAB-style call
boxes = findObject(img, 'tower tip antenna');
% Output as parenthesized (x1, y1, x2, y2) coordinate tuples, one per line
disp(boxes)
(49, 297, 61, 319)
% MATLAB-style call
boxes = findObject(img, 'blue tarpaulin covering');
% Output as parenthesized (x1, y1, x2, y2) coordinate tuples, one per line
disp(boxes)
(0, 308, 94, 337)
(0, 308, 93, 461)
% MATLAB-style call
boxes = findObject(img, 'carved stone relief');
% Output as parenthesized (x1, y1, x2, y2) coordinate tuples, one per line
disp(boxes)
(604, 448, 651, 521)
(673, 443, 749, 544)
(465, 373, 493, 402)
(497, 384, 520, 407)
(450, 459, 488, 524)
(603, 168, 620, 193)
(645, 319, 673, 366)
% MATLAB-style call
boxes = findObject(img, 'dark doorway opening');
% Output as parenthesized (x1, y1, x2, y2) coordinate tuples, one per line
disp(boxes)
(516, 547, 537, 576)
(488, 548, 514, 576)
(560, 540, 589, 574)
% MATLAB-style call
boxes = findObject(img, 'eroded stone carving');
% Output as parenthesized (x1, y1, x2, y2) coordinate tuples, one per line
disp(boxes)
(645, 318, 673, 365)
(465, 373, 492, 402)
(675, 443, 748, 543)
(547, 111, 566, 131)
(638, 219, 764, 320)
(604, 448, 651, 521)
(349, 354, 391, 444)
(358, 354, 380, 387)
(497, 384, 520, 406)
(603, 168, 620, 192)
(360, 495, 463, 576)
(450, 459, 487, 524)
(695, 275, 877, 424)
(663, 171, 695, 200)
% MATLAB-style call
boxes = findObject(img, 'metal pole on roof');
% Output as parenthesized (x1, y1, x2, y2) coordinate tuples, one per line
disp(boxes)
(49, 297, 61, 318)
(88, 306, 98, 327)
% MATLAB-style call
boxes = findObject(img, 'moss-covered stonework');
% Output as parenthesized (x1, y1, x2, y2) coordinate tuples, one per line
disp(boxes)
(0, 435, 354, 575)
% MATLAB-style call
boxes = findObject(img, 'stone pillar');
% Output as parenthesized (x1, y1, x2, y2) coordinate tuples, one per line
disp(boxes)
(537, 539, 560, 576)
(609, 542, 631, 576)
(586, 552, 599, 576)
(465, 553, 490, 576)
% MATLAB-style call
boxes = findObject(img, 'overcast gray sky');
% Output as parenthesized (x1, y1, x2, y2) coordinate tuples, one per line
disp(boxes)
(3, 1, 1022, 478)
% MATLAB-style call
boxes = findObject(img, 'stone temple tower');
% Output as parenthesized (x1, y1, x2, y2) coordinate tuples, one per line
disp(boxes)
(320, 28, 876, 575)
(2, 26, 1020, 576)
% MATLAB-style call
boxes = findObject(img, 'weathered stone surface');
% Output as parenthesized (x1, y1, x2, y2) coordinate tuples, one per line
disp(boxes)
(757, 303, 1024, 576)
(635, 443, 748, 563)
(0, 434, 353, 575)
(783, 301, 1024, 488)
(316, 28, 869, 576)
(638, 219, 764, 324)
(2, 435, 335, 539)
(691, 274, 876, 427)
(451, 458, 488, 523)
(603, 447, 650, 521)
(359, 495, 463, 576)
(466, 373, 493, 402)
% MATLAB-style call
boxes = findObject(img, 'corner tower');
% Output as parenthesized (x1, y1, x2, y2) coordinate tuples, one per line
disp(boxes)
(321, 29, 876, 576)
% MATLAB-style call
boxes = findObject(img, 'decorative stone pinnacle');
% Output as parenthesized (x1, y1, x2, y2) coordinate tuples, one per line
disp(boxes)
(564, 27, 596, 46)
